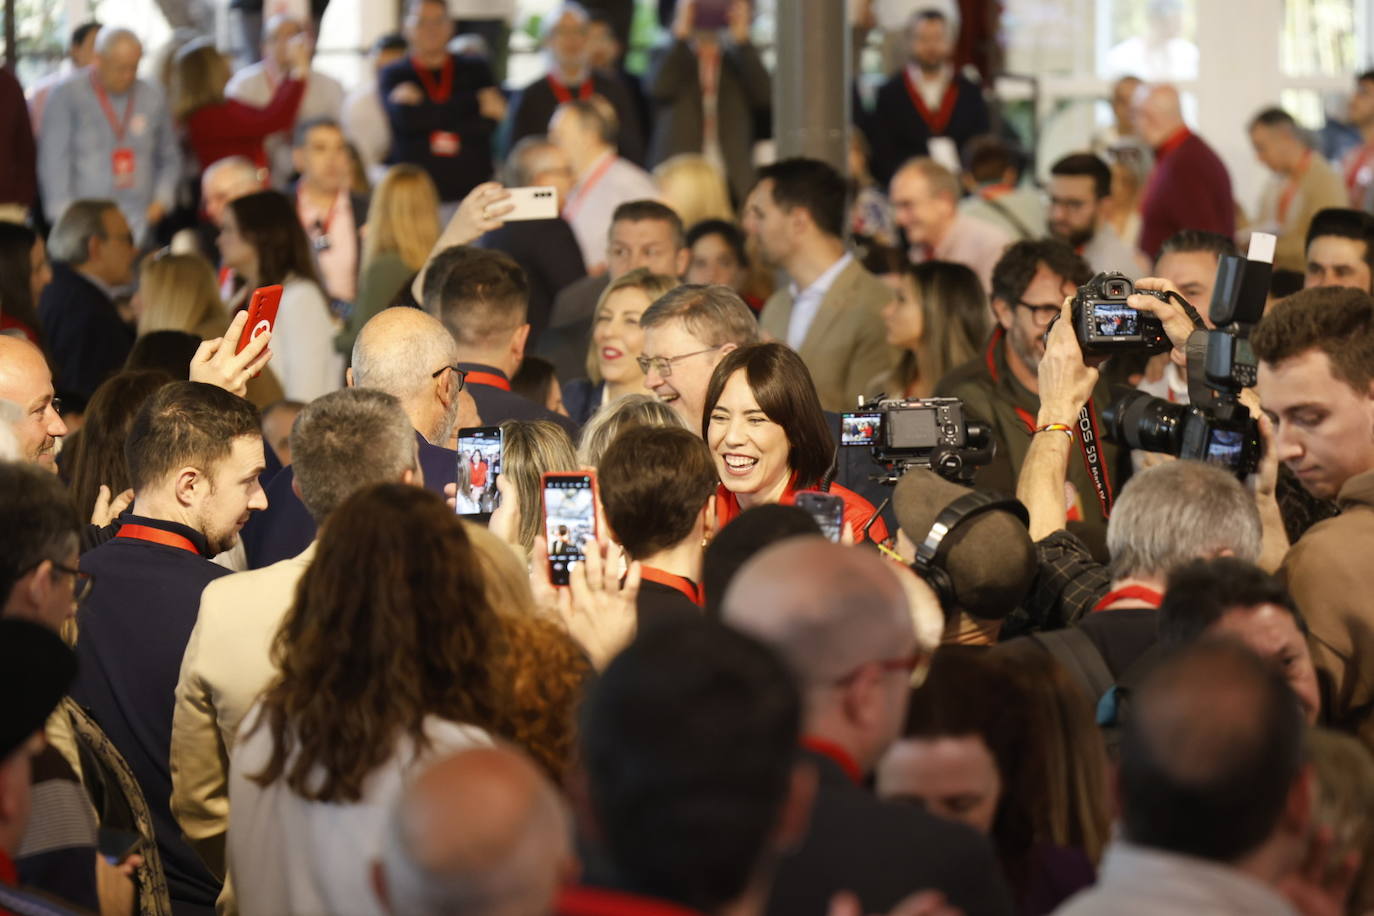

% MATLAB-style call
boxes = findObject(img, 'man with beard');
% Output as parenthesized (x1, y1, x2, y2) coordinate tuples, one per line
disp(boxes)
(869, 8, 990, 185)
(1047, 152, 1148, 277)
(935, 239, 1124, 557)
(71, 381, 268, 914)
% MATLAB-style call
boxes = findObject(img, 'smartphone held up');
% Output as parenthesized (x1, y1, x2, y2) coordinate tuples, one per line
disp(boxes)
(542, 471, 598, 586)
(455, 426, 503, 517)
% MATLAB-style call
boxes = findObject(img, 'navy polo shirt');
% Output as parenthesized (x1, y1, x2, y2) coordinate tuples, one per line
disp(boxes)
(459, 362, 580, 439)
(72, 515, 229, 911)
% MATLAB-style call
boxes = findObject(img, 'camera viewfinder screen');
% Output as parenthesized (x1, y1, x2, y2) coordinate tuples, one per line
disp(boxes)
(544, 476, 595, 572)
(890, 408, 939, 447)
(841, 413, 882, 446)
(455, 427, 502, 514)
(1204, 428, 1245, 468)
(1092, 305, 1140, 337)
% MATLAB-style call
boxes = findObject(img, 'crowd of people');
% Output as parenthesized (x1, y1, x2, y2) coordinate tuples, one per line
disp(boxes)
(3, 1, 1374, 915)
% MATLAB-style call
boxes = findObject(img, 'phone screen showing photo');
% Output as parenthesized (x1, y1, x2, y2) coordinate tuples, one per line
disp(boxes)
(543, 473, 595, 586)
(455, 427, 502, 515)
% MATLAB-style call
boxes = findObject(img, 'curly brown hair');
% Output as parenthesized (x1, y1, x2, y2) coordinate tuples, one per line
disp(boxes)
(250, 483, 514, 803)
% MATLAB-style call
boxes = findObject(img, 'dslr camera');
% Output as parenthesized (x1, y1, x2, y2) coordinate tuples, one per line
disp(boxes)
(1100, 236, 1274, 479)
(1071, 272, 1172, 355)
(841, 397, 993, 484)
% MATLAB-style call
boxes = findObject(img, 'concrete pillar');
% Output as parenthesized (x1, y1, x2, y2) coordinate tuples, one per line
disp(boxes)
(773, 0, 850, 172)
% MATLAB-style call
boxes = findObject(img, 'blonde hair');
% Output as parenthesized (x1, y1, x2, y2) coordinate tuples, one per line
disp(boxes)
(576, 393, 685, 468)
(137, 252, 227, 338)
(171, 39, 230, 121)
(499, 420, 580, 556)
(583, 268, 680, 383)
(364, 164, 442, 272)
(653, 154, 734, 230)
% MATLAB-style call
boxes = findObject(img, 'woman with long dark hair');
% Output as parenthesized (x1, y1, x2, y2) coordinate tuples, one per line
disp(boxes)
(0, 221, 53, 345)
(703, 342, 887, 542)
(871, 260, 990, 399)
(228, 484, 517, 916)
(218, 190, 343, 400)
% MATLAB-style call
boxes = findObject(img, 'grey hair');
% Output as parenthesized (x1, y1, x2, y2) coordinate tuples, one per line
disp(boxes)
(47, 199, 119, 265)
(1106, 460, 1262, 581)
(640, 284, 760, 349)
(201, 155, 260, 189)
(94, 26, 140, 55)
(288, 388, 418, 523)
(576, 393, 685, 467)
(378, 758, 571, 916)
(351, 310, 458, 400)
(503, 135, 559, 187)
(541, 1, 590, 39)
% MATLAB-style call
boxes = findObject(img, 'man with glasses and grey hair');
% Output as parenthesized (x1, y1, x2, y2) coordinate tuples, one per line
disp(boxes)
(39, 199, 138, 401)
(722, 538, 1012, 916)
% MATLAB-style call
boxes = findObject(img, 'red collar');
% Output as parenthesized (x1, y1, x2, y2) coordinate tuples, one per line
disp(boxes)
(0, 849, 15, 886)
(902, 69, 960, 135)
(1154, 126, 1191, 160)
(117, 523, 201, 555)
(979, 182, 1016, 200)
(556, 886, 709, 916)
(802, 736, 864, 785)
(411, 55, 454, 103)
(463, 369, 511, 391)
(982, 328, 1038, 433)
(640, 567, 703, 607)
(1092, 585, 1164, 612)
(548, 73, 594, 104)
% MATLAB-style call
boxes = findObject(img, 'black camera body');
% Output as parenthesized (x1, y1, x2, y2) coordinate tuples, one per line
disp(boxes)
(842, 397, 993, 484)
(1071, 272, 1171, 355)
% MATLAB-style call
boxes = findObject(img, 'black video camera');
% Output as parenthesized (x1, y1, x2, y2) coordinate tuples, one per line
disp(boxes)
(841, 397, 993, 484)
(1071, 272, 1172, 355)
(1100, 236, 1274, 479)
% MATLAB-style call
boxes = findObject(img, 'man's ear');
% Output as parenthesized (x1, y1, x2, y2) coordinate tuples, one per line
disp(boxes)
(511, 323, 531, 363)
(990, 296, 1015, 331)
(173, 467, 203, 507)
(345, 367, 355, 388)
(10, 562, 53, 619)
(673, 245, 691, 278)
(436, 367, 456, 408)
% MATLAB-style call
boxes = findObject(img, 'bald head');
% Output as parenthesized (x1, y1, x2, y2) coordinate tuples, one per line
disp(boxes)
(378, 746, 571, 916)
(1134, 84, 1184, 147)
(723, 538, 913, 685)
(1120, 638, 1307, 863)
(353, 308, 458, 398)
(202, 157, 262, 226)
(0, 338, 66, 470)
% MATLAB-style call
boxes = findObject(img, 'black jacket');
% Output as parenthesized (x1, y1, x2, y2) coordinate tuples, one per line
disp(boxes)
(38, 263, 135, 402)
(766, 749, 1013, 916)
(477, 219, 587, 345)
(869, 71, 990, 186)
(461, 362, 581, 439)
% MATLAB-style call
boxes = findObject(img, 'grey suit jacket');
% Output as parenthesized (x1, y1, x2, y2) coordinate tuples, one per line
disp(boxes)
(645, 37, 771, 204)
(759, 258, 897, 413)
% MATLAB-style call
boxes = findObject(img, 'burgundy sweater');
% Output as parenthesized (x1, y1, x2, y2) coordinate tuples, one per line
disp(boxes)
(0, 67, 37, 208)
(1139, 128, 1236, 260)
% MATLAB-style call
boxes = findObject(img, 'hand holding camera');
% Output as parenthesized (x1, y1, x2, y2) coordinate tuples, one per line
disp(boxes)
(1037, 297, 1101, 428)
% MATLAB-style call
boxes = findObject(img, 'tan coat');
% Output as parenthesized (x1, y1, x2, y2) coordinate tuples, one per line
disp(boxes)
(1281, 469, 1374, 742)
(1253, 155, 1347, 273)
(759, 258, 897, 412)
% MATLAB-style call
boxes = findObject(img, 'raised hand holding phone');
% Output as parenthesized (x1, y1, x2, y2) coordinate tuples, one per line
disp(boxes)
(532, 531, 640, 670)
(190, 309, 272, 398)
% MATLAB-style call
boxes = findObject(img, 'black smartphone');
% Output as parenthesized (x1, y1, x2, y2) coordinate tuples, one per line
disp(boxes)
(542, 471, 598, 586)
(795, 490, 845, 543)
(455, 426, 503, 516)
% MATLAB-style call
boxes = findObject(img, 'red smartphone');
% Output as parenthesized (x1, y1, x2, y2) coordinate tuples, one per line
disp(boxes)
(235, 284, 283, 354)
(542, 471, 599, 586)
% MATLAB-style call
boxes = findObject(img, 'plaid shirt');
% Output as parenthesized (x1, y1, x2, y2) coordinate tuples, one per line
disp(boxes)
(1003, 529, 1111, 637)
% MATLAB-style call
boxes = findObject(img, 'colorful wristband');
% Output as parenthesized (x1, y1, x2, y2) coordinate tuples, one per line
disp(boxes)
(1033, 423, 1075, 443)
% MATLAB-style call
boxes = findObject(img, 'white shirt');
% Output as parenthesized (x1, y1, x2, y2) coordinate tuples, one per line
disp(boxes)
(228, 710, 490, 916)
(272, 275, 345, 401)
(905, 62, 952, 111)
(787, 252, 854, 349)
(225, 65, 345, 188)
(562, 150, 661, 270)
(911, 214, 1012, 293)
(341, 79, 391, 184)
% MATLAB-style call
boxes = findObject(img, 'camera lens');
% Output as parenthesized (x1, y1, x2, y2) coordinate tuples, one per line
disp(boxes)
(1101, 388, 1186, 454)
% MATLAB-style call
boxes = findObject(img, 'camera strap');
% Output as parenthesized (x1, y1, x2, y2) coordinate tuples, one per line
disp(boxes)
(1075, 400, 1114, 518)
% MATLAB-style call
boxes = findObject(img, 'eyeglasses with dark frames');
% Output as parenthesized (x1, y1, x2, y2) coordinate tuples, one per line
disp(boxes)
(51, 562, 94, 604)
(430, 365, 468, 390)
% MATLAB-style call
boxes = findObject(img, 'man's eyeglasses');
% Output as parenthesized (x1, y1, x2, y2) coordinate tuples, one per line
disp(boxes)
(430, 365, 468, 390)
(833, 651, 928, 689)
(636, 346, 723, 377)
(52, 563, 94, 604)
(1015, 300, 1062, 325)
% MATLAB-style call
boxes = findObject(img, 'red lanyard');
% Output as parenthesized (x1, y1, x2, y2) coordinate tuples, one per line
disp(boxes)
(116, 523, 200, 555)
(411, 56, 454, 103)
(985, 329, 1114, 517)
(640, 567, 703, 607)
(902, 69, 959, 135)
(1092, 585, 1163, 612)
(298, 187, 339, 236)
(91, 71, 135, 142)
(801, 736, 863, 785)
(547, 74, 592, 105)
(562, 153, 617, 223)
(464, 370, 510, 391)
(1277, 150, 1312, 226)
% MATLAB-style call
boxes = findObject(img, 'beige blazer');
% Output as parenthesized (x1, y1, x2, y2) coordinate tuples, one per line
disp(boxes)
(759, 258, 897, 412)
(169, 543, 314, 883)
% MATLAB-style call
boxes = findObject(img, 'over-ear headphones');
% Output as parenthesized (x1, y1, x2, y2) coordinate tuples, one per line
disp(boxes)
(913, 490, 1030, 609)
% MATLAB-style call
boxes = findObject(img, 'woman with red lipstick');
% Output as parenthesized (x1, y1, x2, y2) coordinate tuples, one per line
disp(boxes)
(704, 343, 888, 543)
(563, 268, 678, 425)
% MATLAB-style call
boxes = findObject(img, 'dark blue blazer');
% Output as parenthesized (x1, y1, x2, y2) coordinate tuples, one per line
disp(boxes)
(461, 362, 581, 440)
(38, 263, 135, 402)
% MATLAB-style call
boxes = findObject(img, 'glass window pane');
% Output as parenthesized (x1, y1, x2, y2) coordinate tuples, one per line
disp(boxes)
(1002, 0, 1091, 77)
(1280, 0, 1357, 77)
(1097, 0, 1198, 82)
